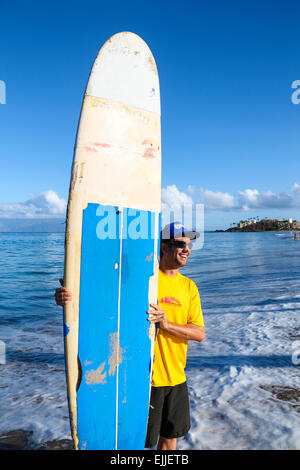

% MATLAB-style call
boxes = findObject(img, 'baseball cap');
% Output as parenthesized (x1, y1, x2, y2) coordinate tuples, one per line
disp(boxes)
(161, 222, 200, 241)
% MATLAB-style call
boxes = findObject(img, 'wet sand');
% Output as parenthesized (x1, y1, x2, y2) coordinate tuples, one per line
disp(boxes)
(0, 429, 73, 450)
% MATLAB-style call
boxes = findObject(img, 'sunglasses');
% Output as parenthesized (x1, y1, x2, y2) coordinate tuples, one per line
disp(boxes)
(166, 240, 193, 250)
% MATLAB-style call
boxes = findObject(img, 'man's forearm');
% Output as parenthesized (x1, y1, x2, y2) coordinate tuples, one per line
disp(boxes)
(161, 322, 205, 343)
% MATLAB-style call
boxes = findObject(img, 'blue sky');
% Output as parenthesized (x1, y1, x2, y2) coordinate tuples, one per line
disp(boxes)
(0, 0, 300, 230)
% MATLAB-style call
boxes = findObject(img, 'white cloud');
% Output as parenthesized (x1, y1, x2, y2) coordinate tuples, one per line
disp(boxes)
(197, 188, 236, 210)
(0, 190, 67, 218)
(291, 183, 300, 192)
(3, 184, 299, 220)
(161, 185, 193, 210)
(291, 183, 300, 205)
(162, 183, 300, 212)
(161, 185, 202, 232)
(237, 188, 294, 209)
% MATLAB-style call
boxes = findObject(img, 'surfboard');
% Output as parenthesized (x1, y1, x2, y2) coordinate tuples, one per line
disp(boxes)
(63, 32, 161, 450)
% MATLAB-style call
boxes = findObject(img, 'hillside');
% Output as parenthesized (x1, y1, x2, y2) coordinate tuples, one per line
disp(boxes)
(224, 219, 298, 232)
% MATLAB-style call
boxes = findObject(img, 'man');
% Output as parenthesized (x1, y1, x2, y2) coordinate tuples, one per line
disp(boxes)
(55, 222, 205, 450)
(145, 222, 205, 450)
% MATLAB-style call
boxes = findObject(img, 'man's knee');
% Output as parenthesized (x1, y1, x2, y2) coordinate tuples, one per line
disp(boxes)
(157, 436, 177, 450)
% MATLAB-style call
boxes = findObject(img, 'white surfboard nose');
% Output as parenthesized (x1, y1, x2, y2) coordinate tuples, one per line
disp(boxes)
(86, 31, 160, 115)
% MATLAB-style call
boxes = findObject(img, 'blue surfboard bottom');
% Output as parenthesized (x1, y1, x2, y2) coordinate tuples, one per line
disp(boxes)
(76, 203, 157, 450)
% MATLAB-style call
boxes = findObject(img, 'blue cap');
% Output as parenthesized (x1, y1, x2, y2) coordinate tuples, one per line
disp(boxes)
(161, 222, 200, 241)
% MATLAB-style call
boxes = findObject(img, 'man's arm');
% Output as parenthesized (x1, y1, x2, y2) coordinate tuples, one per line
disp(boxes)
(161, 321, 205, 342)
(147, 304, 205, 343)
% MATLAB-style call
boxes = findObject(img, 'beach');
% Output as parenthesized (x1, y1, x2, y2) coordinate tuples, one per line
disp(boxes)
(0, 232, 299, 449)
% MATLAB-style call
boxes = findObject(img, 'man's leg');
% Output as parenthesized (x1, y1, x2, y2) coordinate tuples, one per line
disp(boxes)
(145, 386, 166, 449)
(157, 437, 177, 450)
(159, 382, 190, 449)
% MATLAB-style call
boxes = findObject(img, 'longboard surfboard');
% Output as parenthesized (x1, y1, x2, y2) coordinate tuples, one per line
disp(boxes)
(63, 32, 161, 450)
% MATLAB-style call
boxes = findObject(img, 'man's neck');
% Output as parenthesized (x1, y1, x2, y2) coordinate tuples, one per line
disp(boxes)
(159, 259, 180, 277)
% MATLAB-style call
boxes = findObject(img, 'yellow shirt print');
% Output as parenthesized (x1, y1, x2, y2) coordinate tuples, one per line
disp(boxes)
(152, 269, 204, 387)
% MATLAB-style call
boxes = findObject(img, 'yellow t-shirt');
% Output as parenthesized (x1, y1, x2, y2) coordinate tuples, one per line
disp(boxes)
(152, 269, 204, 387)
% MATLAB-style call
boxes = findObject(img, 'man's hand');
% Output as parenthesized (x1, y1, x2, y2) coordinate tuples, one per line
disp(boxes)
(147, 304, 169, 330)
(147, 303, 205, 342)
(54, 279, 73, 306)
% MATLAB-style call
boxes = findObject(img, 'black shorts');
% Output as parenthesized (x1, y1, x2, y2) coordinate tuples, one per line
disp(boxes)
(145, 381, 190, 448)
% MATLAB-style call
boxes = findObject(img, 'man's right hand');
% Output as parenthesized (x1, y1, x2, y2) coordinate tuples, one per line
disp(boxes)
(54, 278, 73, 306)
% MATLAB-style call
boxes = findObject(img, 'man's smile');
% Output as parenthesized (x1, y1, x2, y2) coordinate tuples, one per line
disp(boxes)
(178, 252, 189, 262)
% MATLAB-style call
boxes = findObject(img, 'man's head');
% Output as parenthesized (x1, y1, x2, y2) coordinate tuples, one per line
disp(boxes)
(160, 223, 200, 269)
(160, 236, 192, 268)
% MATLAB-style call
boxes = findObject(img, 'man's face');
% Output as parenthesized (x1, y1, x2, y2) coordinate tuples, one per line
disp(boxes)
(162, 236, 192, 268)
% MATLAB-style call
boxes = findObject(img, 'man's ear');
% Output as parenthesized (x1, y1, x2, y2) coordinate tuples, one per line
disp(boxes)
(160, 241, 168, 258)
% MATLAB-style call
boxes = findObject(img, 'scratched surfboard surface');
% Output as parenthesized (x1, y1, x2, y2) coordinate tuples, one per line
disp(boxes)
(63, 32, 161, 450)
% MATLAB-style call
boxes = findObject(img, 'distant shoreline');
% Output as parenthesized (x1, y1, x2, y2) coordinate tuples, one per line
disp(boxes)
(214, 230, 295, 233)
(0, 230, 296, 235)
(215, 218, 300, 233)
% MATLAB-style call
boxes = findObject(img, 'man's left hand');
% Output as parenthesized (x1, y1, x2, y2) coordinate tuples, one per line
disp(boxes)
(147, 304, 169, 330)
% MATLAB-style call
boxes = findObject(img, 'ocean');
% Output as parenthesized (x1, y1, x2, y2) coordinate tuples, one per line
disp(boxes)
(0, 232, 299, 450)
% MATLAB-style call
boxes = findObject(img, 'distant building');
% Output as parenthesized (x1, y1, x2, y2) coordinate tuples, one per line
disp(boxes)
(239, 220, 256, 228)
(232, 218, 300, 232)
(239, 221, 250, 228)
(292, 221, 300, 230)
